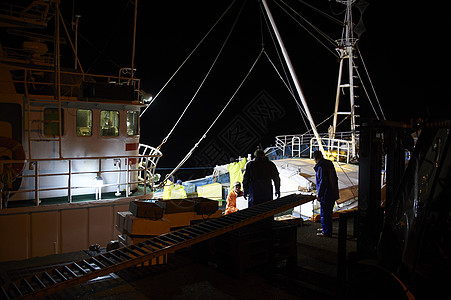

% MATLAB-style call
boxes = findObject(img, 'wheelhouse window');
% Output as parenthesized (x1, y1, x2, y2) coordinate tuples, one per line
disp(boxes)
(76, 109, 92, 136)
(127, 111, 138, 136)
(44, 108, 64, 137)
(100, 110, 119, 136)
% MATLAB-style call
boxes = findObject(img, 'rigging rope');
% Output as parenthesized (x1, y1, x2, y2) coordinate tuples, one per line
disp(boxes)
(139, 0, 238, 118)
(156, 0, 246, 151)
(275, 0, 338, 58)
(262, 50, 310, 130)
(356, 45, 386, 120)
(158, 49, 264, 189)
(296, 0, 343, 25)
(352, 60, 380, 120)
(259, 1, 295, 100)
(83, 1, 130, 73)
(334, 161, 358, 199)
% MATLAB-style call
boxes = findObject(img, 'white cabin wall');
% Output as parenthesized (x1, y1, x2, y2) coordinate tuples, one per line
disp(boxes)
(14, 107, 142, 201)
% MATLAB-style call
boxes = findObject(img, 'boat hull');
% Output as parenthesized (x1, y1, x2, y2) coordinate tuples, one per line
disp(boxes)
(0, 197, 133, 262)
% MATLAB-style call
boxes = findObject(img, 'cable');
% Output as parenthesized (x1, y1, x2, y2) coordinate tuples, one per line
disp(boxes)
(356, 45, 386, 120)
(139, 0, 238, 117)
(262, 50, 310, 130)
(352, 59, 380, 120)
(275, 0, 339, 58)
(156, 0, 246, 151)
(158, 49, 264, 189)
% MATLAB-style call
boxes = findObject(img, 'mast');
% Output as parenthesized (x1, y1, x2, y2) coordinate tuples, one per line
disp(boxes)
(130, 0, 138, 83)
(332, 0, 358, 159)
(261, 0, 326, 157)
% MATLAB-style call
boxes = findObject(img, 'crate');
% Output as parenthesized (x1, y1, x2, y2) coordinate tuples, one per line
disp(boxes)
(116, 211, 132, 233)
(156, 197, 218, 215)
(156, 198, 195, 214)
(129, 200, 164, 219)
(125, 214, 170, 236)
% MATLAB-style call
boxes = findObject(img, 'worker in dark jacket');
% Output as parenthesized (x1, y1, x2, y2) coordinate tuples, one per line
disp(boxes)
(243, 149, 280, 207)
(313, 150, 339, 237)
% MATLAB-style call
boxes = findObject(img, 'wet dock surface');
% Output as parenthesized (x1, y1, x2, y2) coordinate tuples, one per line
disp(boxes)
(0, 217, 356, 299)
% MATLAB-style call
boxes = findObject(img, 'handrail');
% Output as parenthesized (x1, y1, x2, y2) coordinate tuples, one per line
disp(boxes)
(1, 65, 142, 103)
(0, 145, 162, 208)
(274, 131, 357, 161)
(310, 137, 352, 163)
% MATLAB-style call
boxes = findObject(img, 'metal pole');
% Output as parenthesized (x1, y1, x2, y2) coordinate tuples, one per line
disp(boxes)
(261, 0, 326, 157)
(332, 57, 344, 139)
(130, 0, 138, 84)
(344, 0, 356, 158)
(74, 15, 80, 70)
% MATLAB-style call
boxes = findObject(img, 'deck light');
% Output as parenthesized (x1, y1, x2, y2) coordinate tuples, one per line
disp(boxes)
(93, 173, 103, 200)
(139, 90, 153, 103)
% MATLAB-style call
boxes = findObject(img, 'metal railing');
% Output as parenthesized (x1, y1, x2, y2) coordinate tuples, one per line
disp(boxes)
(0, 2, 52, 24)
(310, 137, 353, 164)
(0, 145, 162, 208)
(4, 66, 142, 102)
(274, 131, 355, 159)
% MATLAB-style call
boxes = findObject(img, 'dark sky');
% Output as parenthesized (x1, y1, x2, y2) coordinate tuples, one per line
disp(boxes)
(58, 0, 440, 180)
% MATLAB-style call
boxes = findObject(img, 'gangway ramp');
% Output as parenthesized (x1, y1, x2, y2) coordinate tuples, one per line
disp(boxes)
(1, 194, 314, 300)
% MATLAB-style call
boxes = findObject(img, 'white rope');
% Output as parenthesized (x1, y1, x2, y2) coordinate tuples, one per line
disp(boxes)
(259, 1, 295, 101)
(296, 0, 343, 25)
(139, 0, 238, 118)
(275, 0, 338, 58)
(262, 50, 310, 130)
(352, 60, 380, 120)
(334, 161, 358, 199)
(160, 50, 264, 187)
(156, 0, 246, 151)
(356, 45, 386, 120)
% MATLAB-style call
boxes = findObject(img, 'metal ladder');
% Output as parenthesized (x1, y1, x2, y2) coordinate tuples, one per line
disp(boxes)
(0, 194, 314, 300)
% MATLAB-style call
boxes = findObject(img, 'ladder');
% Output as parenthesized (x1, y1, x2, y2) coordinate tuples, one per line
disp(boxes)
(0, 193, 314, 300)
(332, 0, 359, 159)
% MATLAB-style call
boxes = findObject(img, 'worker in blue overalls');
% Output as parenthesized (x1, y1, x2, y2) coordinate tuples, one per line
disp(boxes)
(313, 150, 339, 237)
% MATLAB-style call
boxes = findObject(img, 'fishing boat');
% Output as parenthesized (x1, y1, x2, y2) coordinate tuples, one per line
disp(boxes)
(149, 0, 370, 220)
(0, 0, 380, 262)
(0, 1, 162, 261)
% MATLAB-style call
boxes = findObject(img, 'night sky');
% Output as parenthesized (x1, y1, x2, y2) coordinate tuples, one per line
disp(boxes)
(56, 0, 440, 180)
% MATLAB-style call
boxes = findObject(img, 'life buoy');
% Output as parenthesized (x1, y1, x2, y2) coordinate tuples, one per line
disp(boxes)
(0, 136, 26, 181)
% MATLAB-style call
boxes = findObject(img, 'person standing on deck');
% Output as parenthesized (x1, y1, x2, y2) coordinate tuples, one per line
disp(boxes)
(227, 156, 247, 188)
(313, 150, 339, 237)
(162, 177, 175, 200)
(170, 179, 187, 199)
(242, 149, 280, 207)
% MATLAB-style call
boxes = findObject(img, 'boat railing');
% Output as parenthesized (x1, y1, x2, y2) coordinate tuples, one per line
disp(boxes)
(0, 2, 52, 25)
(0, 46, 55, 65)
(309, 137, 353, 164)
(275, 131, 355, 158)
(4, 65, 143, 103)
(0, 146, 162, 209)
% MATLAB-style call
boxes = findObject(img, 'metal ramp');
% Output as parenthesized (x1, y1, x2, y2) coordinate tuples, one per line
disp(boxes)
(0, 194, 314, 300)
